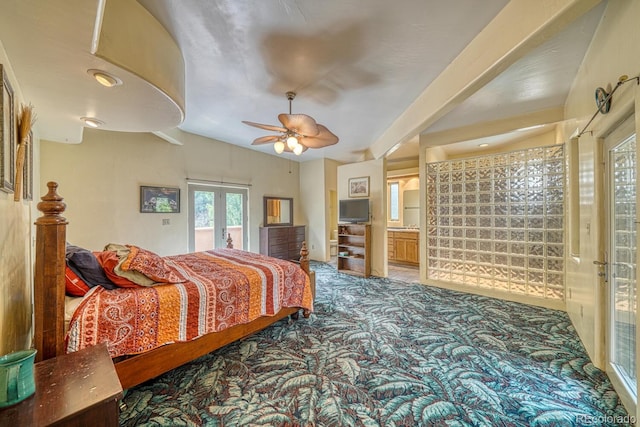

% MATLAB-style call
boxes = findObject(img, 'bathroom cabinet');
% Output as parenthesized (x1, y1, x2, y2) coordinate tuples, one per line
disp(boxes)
(388, 230, 419, 266)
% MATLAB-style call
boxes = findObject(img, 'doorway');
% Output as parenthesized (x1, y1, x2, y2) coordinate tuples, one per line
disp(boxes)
(188, 184, 248, 251)
(604, 114, 637, 411)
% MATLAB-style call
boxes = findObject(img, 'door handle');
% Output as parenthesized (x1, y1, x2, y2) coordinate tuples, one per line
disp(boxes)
(593, 260, 608, 281)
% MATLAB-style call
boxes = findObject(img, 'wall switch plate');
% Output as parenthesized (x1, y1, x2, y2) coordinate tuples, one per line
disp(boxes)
(162, 219, 170, 225)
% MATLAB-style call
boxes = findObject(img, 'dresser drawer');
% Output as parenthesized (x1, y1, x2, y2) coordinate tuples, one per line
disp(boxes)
(268, 234, 289, 245)
(270, 250, 289, 260)
(260, 225, 307, 262)
(289, 226, 306, 240)
(270, 242, 289, 254)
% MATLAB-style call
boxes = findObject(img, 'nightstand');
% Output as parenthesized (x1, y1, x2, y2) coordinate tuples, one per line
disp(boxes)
(0, 343, 123, 426)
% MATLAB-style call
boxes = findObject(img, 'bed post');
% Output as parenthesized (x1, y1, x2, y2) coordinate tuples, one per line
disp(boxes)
(299, 241, 309, 275)
(33, 182, 67, 362)
(299, 241, 314, 318)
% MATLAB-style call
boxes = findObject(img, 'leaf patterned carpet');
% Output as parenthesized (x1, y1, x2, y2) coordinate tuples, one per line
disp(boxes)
(120, 262, 632, 426)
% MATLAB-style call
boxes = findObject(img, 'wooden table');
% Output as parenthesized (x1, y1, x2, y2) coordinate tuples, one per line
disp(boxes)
(0, 343, 123, 426)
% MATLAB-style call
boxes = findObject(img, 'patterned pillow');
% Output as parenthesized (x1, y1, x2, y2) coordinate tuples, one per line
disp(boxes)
(65, 266, 91, 296)
(95, 251, 142, 288)
(121, 245, 185, 283)
(103, 243, 156, 287)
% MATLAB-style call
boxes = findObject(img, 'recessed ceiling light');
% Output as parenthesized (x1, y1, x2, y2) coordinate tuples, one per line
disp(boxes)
(478, 143, 489, 148)
(87, 69, 122, 87)
(81, 117, 104, 128)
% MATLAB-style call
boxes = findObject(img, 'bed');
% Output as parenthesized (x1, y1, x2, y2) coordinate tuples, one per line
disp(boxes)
(33, 182, 315, 389)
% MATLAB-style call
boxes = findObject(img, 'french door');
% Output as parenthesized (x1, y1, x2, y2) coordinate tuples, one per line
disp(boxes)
(188, 184, 248, 252)
(605, 114, 637, 410)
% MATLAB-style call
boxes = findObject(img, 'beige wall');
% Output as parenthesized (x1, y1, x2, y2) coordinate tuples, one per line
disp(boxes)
(561, 0, 640, 413)
(40, 129, 301, 255)
(337, 159, 387, 277)
(299, 158, 340, 262)
(300, 159, 327, 261)
(0, 41, 39, 355)
(325, 159, 340, 248)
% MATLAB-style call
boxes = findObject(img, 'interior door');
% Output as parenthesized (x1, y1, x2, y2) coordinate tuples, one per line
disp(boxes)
(188, 184, 248, 252)
(605, 114, 637, 410)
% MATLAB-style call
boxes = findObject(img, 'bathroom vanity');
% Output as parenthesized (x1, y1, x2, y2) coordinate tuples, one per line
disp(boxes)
(388, 228, 419, 266)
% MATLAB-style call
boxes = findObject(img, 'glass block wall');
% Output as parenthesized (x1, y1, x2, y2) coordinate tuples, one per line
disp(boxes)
(426, 144, 565, 300)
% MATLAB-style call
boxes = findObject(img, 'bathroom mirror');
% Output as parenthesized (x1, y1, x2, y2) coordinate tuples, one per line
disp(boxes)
(263, 196, 293, 226)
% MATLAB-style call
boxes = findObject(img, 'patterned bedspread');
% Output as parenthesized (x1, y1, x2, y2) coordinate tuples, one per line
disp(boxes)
(66, 249, 313, 358)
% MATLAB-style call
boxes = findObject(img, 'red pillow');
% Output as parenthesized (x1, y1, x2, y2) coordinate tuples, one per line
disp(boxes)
(121, 245, 185, 283)
(65, 266, 91, 296)
(95, 251, 141, 288)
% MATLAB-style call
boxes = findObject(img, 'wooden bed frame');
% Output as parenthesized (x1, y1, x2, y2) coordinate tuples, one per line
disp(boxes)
(33, 182, 315, 389)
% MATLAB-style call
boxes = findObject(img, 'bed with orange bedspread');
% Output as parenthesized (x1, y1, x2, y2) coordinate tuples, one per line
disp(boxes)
(34, 182, 315, 389)
(67, 248, 314, 359)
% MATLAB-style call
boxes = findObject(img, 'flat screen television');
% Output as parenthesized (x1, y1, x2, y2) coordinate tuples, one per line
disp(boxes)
(339, 198, 369, 223)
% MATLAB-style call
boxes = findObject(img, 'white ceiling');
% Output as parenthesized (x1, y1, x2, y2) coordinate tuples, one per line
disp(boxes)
(0, 0, 606, 164)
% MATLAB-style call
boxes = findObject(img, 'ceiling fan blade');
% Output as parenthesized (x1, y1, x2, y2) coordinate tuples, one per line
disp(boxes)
(251, 135, 280, 145)
(242, 120, 287, 132)
(278, 114, 319, 136)
(298, 124, 339, 148)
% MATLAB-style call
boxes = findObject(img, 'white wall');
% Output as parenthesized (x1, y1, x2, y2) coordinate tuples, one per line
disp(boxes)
(300, 159, 327, 261)
(325, 159, 340, 258)
(299, 158, 340, 262)
(0, 40, 38, 354)
(561, 1, 640, 412)
(337, 159, 387, 277)
(40, 129, 301, 255)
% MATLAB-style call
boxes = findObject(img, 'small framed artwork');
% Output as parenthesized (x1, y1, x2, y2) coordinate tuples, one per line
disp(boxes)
(0, 64, 15, 193)
(22, 131, 33, 201)
(349, 176, 370, 198)
(140, 186, 180, 213)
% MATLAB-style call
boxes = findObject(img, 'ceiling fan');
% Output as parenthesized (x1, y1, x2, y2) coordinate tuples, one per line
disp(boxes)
(242, 91, 339, 155)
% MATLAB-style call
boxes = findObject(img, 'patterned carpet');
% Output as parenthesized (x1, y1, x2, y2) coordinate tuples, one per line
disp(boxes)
(119, 262, 632, 426)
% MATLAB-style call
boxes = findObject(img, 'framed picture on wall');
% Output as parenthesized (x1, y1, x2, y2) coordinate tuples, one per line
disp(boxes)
(349, 176, 369, 198)
(140, 186, 180, 213)
(0, 64, 15, 194)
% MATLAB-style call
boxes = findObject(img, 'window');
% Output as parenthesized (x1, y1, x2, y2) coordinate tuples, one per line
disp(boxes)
(389, 182, 399, 221)
(188, 184, 248, 251)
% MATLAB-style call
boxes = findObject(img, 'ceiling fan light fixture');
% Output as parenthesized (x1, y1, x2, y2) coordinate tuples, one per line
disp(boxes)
(244, 91, 339, 156)
(274, 140, 285, 154)
(286, 135, 299, 149)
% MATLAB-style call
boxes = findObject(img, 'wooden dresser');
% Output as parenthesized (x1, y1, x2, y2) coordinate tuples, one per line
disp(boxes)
(260, 225, 306, 261)
(0, 343, 123, 426)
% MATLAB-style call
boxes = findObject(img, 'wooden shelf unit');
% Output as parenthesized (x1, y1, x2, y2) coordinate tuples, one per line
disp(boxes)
(337, 223, 371, 277)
